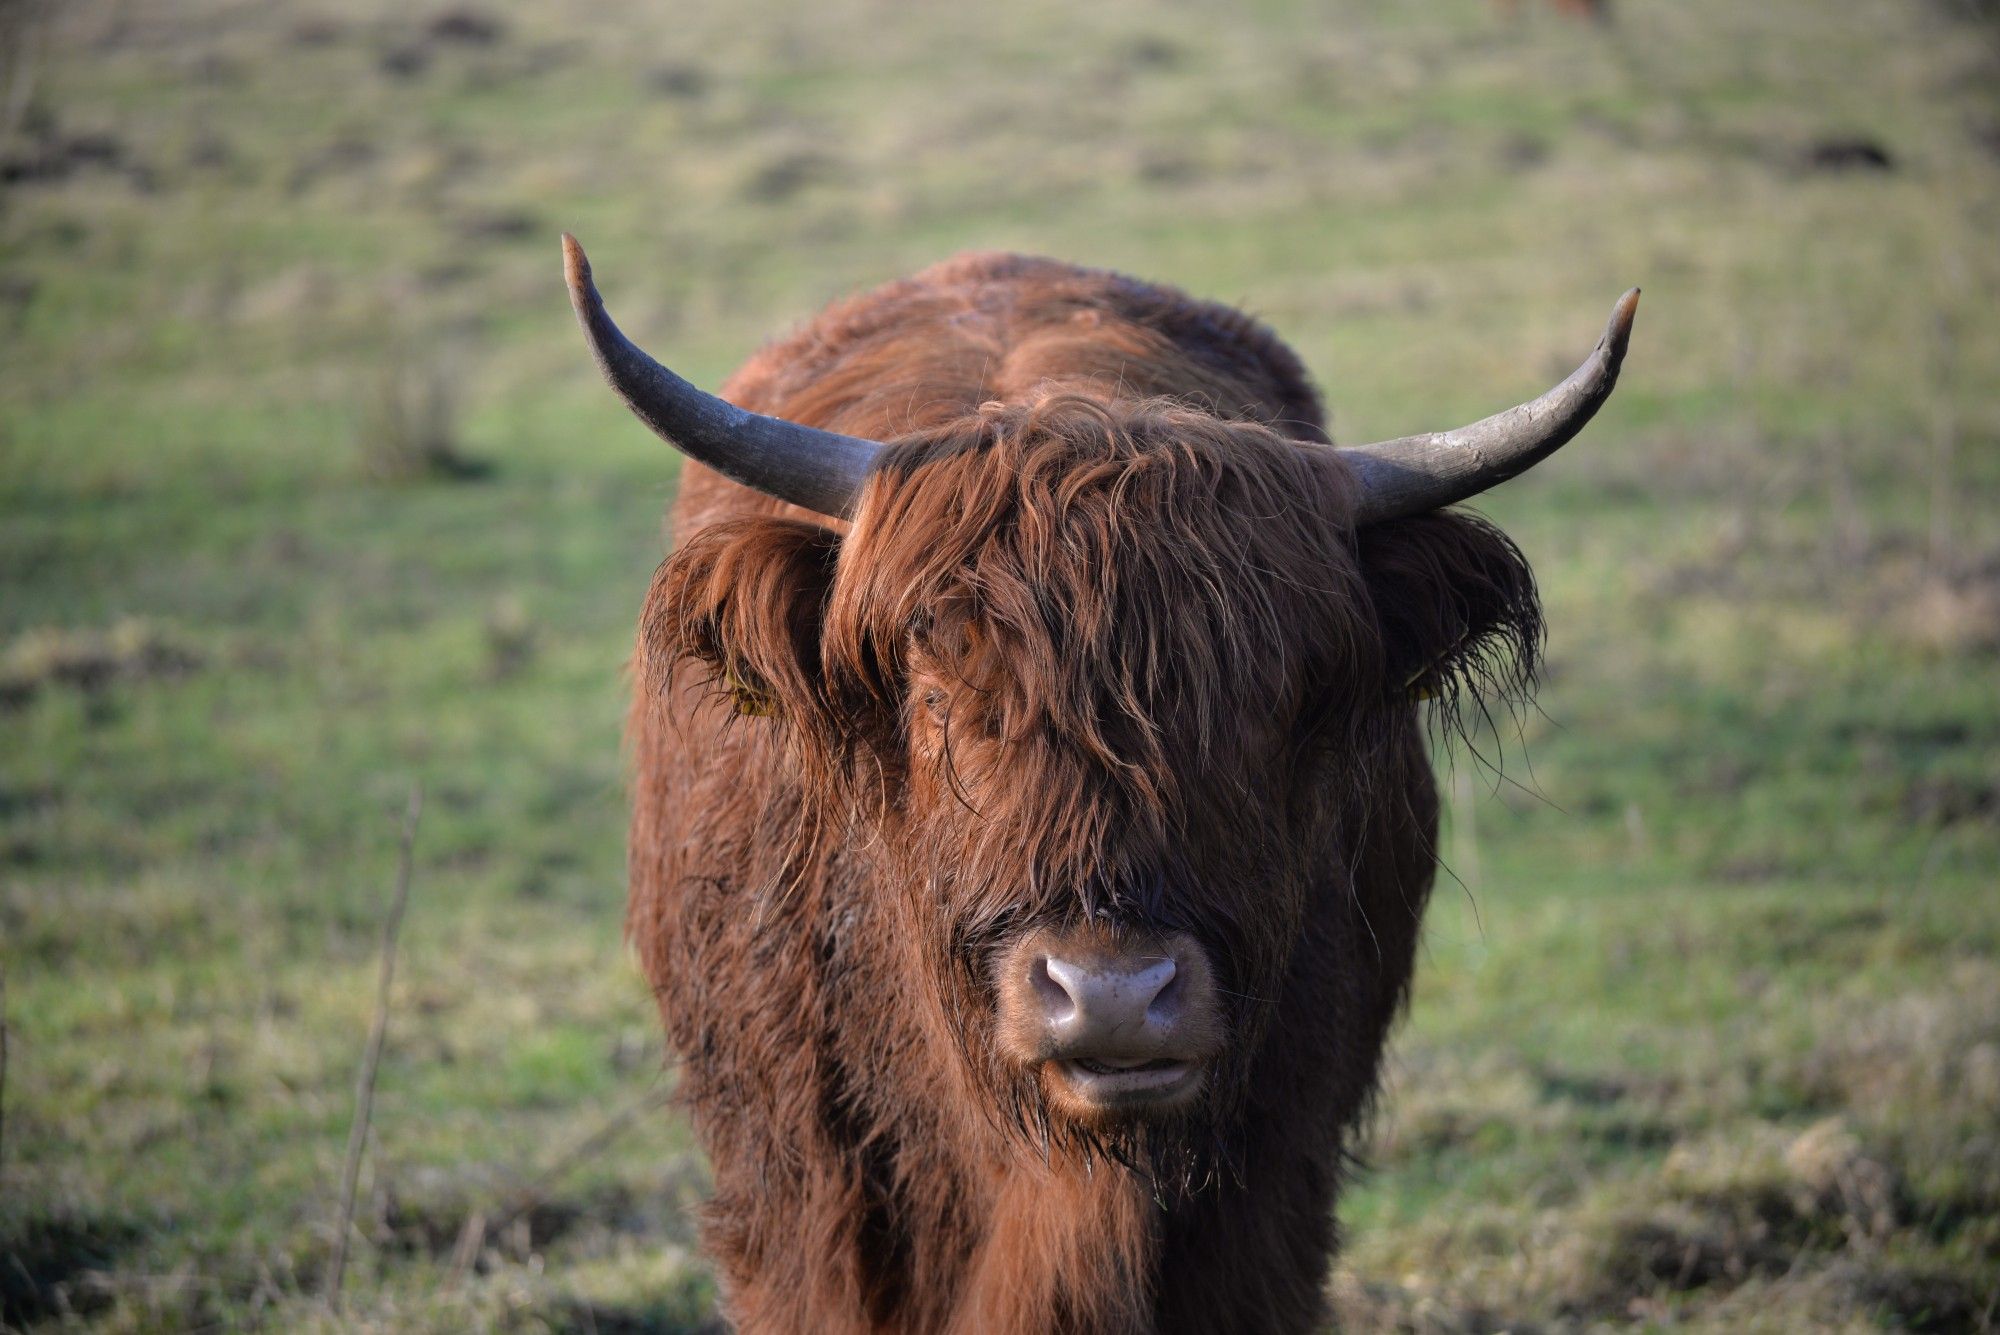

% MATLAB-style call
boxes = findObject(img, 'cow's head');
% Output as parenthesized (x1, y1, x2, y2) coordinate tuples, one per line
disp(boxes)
(567, 237, 1636, 1180)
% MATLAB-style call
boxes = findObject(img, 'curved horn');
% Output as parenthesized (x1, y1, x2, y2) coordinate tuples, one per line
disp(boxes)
(1339, 288, 1640, 525)
(562, 233, 885, 518)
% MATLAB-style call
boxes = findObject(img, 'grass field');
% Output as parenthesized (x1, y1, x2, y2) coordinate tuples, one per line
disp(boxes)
(2, 0, 1997, 1329)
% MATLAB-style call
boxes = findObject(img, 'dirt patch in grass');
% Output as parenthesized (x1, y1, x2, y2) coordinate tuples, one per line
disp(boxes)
(0, 1211, 143, 1325)
(426, 9, 506, 47)
(0, 618, 204, 712)
(1580, 1209, 1795, 1303)
(0, 119, 140, 190)
(1838, 1260, 1999, 1332)
(1553, 1118, 1988, 1322)
(1799, 135, 1897, 173)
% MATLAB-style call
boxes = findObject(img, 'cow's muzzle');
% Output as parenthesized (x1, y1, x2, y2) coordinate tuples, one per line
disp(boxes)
(995, 927, 1224, 1119)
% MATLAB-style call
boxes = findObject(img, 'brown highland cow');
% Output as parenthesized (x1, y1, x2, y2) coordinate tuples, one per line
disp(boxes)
(563, 236, 1637, 1333)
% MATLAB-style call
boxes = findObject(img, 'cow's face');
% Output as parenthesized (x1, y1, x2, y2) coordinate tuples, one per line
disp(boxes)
(653, 396, 1540, 1171)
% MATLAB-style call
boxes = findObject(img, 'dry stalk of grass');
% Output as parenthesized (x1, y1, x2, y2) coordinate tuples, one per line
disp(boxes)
(324, 781, 424, 1309)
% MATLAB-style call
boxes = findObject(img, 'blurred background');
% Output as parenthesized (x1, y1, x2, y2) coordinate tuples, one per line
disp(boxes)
(2, 0, 1996, 1329)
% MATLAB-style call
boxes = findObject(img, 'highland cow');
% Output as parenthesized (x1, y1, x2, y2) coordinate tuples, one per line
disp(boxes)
(563, 235, 1637, 1333)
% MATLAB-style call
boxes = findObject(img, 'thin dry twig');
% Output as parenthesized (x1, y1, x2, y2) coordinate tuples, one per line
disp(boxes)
(325, 782, 424, 1308)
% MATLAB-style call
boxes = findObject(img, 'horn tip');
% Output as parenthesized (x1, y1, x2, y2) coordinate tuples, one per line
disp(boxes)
(561, 232, 593, 300)
(1604, 286, 1640, 354)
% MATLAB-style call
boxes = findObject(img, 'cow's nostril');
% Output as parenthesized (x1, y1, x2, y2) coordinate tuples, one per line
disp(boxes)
(1144, 960, 1183, 1025)
(1030, 955, 1077, 1024)
(1037, 952, 1179, 1043)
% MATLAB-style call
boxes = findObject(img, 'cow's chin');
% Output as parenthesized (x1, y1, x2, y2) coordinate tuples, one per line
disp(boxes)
(1037, 1055, 1208, 1125)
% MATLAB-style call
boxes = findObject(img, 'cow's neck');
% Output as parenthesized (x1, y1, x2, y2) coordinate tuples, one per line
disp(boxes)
(942, 1147, 1157, 1335)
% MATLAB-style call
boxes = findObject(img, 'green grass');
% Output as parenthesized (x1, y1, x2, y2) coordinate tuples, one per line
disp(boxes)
(3, 0, 1998, 1328)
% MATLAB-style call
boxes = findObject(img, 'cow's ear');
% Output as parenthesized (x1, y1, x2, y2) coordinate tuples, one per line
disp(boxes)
(642, 517, 843, 726)
(1355, 511, 1543, 709)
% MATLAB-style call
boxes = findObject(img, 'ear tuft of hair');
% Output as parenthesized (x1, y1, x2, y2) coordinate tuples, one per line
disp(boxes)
(642, 516, 845, 743)
(1356, 510, 1544, 743)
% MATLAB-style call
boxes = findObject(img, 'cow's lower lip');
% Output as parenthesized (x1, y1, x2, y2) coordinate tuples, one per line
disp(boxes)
(1049, 1058, 1197, 1105)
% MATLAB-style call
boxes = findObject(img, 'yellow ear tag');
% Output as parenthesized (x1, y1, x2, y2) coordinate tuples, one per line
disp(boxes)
(724, 668, 778, 718)
(1407, 678, 1438, 702)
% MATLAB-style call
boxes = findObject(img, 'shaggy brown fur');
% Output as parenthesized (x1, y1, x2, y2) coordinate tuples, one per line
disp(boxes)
(626, 253, 1542, 1332)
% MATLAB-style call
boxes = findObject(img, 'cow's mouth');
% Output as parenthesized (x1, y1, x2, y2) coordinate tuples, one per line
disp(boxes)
(1069, 1056, 1183, 1078)
(1047, 1056, 1200, 1110)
